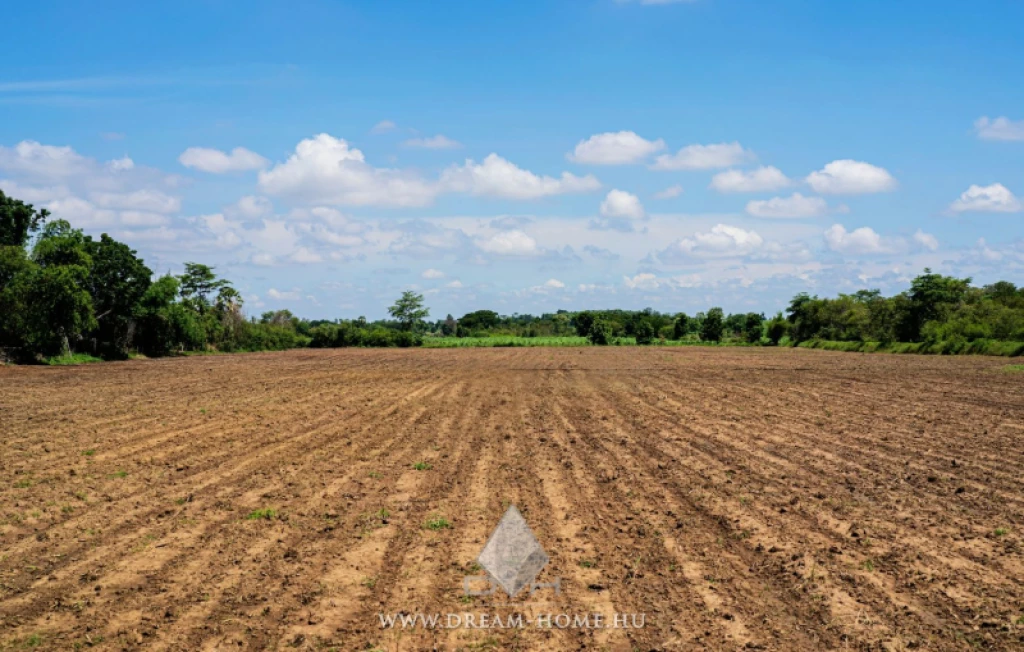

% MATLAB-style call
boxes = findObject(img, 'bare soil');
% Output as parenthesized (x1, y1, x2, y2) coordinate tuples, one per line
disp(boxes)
(1, 348, 1022, 650)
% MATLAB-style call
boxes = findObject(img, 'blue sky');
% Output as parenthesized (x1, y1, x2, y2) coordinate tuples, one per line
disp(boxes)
(1, 0, 1022, 319)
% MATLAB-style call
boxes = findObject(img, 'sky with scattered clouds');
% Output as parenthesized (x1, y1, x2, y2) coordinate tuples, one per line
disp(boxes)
(1, 0, 1022, 319)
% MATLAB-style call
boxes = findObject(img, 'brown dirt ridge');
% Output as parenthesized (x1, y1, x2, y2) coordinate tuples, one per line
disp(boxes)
(1, 347, 1022, 651)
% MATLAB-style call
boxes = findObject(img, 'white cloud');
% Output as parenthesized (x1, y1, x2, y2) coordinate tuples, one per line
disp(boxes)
(90, 189, 180, 213)
(653, 184, 683, 199)
(446, 280, 463, 288)
(403, 135, 461, 149)
(0, 140, 94, 179)
(544, 278, 565, 288)
(949, 183, 1022, 213)
(568, 131, 665, 165)
(108, 156, 134, 172)
(745, 192, 829, 219)
(441, 153, 600, 199)
(258, 133, 437, 207)
(599, 189, 645, 219)
(823, 224, 894, 255)
(475, 230, 539, 256)
(974, 116, 1024, 142)
(370, 120, 397, 134)
(623, 273, 660, 290)
(421, 268, 445, 279)
(246, 219, 300, 258)
(178, 146, 268, 173)
(913, 229, 939, 251)
(710, 166, 791, 193)
(805, 160, 896, 194)
(288, 247, 323, 264)
(224, 195, 273, 220)
(660, 224, 764, 260)
(267, 288, 302, 301)
(651, 142, 754, 171)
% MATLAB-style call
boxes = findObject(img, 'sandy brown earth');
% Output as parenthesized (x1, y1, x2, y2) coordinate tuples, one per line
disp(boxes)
(1, 348, 1022, 651)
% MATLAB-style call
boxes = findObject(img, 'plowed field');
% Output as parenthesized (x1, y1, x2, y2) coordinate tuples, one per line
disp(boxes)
(1, 348, 1022, 651)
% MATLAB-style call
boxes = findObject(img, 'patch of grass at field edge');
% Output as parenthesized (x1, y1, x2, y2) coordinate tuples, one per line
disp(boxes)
(44, 353, 104, 366)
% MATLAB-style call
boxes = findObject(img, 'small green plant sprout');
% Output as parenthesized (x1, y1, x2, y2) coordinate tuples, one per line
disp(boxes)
(361, 576, 378, 589)
(246, 508, 278, 521)
(994, 527, 1009, 537)
(861, 559, 876, 572)
(579, 559, 596, 568)
(424, 515, 451, 531)
(14, 477, 33, 488)
(109, 470, 128, 479)
(412, 461, 432, 471)
(82, 449, 96, 457)
(368, 470, 383, 479)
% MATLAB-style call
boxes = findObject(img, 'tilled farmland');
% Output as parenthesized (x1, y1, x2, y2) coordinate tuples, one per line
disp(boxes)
(1, 348, 1022, 651)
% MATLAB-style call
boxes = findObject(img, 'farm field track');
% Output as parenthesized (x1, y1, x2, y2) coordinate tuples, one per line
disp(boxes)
(1, 348, 1022, 651)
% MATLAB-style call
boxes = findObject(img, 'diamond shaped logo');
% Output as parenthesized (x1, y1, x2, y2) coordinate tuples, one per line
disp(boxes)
(476, 505, 549, 597)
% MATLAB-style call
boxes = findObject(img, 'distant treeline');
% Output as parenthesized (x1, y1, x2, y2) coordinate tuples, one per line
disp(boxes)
(2, 188, 1022, 362)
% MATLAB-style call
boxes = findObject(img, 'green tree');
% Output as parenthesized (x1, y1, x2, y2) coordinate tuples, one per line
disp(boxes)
(635, 320, 656, 345)
(573, 311, 596, 337)
(0, 189, 48, 247)
(84, 234, 152, 356)
(178, 262, 227, 314)
(743, 312, 764, 343)
(765, 312, 788, 345)
(388, 291, 429, 331)
(700, 307, 725, 342)
(587, 319, 613, 345)
(672, 313, 690, 340)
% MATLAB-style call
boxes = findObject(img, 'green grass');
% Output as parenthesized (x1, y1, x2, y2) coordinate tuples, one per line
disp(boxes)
(108, 470, 128, 479)
(994, 527, 1009, 537)
(245, 508, 278, 521)
(82, 449, 96, 457)
(412, 461, 432, 471)
(797, 339, 1024, 357)
(1005, 364, 1024, 372)
(424, 515, 452, 531)
(44, 352, 104, 366)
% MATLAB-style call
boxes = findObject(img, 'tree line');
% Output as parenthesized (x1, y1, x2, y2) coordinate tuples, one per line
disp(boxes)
(2, 187, 1022, 361)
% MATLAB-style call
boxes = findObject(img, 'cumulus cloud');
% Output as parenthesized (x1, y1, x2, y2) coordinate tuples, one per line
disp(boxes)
(0, 140, 95, 179)
(651, 142, 754, 171)
(179, 146, 268, 173)
(659, 224, 764, 261)
(949, 183, 1022, 213)
(913, 229, 939, 251)
(475, 229, 539, 256)
(403, 135, 462, 149)
(599, 189, 645, 219)
(441, 154, 600, 199)
(805, 159, 897, 194)
(544, 278, 565, 288)
(259, 134, 437, 207)
(745, 192, 830, 219)
(710, 166, 791, 193)
(568, 131, 665, 165)
(653, 184, 683, 199)
(974, 116, 1024, 142)
(421, 268, 445, 279)
(823, 224, 896, 255)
